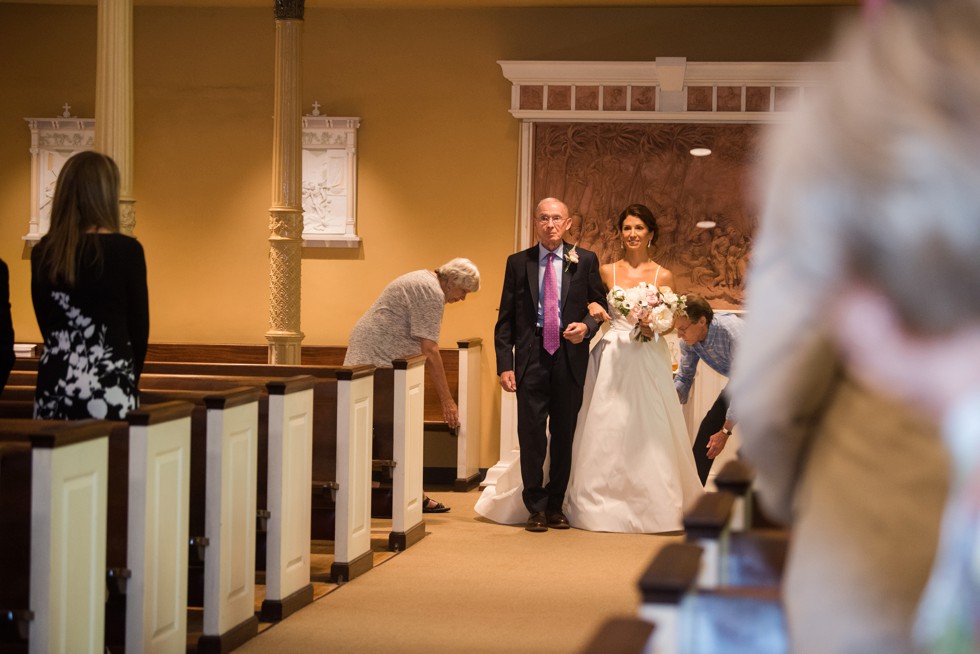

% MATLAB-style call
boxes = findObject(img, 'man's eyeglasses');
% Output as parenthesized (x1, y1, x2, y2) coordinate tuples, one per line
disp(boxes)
(536, 215, 565, 225)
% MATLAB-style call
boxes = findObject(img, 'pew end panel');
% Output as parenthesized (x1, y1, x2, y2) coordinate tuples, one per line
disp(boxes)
(331, 366, 375, 583)
(453, 338, 482, 492)
(124, 402, 195, 654)
(0, 420, 113, 654)
(261, 377, 316, 622)
(200, 389, 262, 653)
(390, 356, 426, 552)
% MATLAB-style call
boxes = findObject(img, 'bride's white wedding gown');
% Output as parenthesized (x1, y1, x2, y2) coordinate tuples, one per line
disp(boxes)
(563, 280, 703, 533)
(475, 269, 703, 533)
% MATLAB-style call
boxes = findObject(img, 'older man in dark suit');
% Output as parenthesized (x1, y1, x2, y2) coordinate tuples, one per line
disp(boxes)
(494, 198, 606, 532)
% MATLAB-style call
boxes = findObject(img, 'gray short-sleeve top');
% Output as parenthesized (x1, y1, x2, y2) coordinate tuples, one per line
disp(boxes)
(343, 270, 445, 367)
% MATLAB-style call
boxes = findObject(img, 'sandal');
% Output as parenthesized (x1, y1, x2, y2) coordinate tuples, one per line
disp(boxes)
(422, 496, 451, 514)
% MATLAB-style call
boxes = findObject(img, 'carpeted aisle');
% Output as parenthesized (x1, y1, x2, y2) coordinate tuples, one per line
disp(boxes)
(237, 488, 681, 653)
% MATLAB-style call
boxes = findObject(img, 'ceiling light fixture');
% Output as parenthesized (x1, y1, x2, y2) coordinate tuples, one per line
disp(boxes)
(696, 220, 717, 229)
(690, 147, 712, 157)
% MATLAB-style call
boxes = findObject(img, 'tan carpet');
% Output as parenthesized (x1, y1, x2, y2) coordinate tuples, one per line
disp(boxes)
(237, 489, 681, 653)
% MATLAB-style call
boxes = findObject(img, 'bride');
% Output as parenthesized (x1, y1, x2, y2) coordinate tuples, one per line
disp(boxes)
(476, 204, 702, 532)
(564, 204, 703, 533)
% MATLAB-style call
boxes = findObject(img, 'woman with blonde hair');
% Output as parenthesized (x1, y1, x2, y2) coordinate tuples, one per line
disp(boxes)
(32, 150, 149, 420)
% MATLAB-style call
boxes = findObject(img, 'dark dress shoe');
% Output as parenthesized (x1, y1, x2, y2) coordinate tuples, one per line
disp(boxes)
(526, 512, 548, 532)
(546, 511, 570, 529)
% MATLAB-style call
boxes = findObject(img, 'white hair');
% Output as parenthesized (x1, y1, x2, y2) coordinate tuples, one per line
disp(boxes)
(435, 258, 480, 293)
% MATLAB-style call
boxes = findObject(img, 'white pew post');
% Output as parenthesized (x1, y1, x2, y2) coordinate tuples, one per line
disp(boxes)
(454, 338, 482, 491)
(332, 366, 375, 583)
(199, 389, 260, 653)
(637, 542, 703, 654)
(28, 420, 111, 654)
(262, 376, 316, 621)
(391, 355, 426, 551)
(125, 402, 194, 654)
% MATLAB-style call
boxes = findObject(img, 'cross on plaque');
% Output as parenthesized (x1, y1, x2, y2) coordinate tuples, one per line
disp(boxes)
(311, 100, 321, 117)
(62, 103, 72, 118)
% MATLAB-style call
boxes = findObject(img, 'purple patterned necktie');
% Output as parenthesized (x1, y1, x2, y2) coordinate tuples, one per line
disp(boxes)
(543, 253, 560, 354)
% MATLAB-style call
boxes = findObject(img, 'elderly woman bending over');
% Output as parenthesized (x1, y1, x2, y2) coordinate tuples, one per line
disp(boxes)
(344, 258, 480, 512)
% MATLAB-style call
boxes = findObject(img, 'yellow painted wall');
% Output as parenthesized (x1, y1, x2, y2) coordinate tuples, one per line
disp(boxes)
(0, 4, 853, 467)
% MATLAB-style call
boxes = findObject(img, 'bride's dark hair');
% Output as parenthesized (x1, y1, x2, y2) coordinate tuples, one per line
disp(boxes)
(617, 204, 658, 244)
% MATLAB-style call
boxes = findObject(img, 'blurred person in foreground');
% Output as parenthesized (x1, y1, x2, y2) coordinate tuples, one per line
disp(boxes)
(728, 0, 980, 650)
(32, 151, 149, 420)
(344, 257, 480, 513)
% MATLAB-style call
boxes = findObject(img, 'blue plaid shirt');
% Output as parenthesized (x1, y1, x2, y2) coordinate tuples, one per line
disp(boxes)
(674, 313, 743, 422)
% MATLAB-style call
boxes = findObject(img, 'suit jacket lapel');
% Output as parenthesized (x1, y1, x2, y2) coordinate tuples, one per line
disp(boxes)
(560, 241, 572, 308)
(526, 247, 540, 312)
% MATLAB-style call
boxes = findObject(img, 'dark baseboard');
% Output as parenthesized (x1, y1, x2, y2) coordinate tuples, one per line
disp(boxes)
(423, 467, 487, 487)
(454, 473, 481, 492)
(389, 519, 426, 552)
(260, 583, 314, 622)
(331, 548, 373, 584)
(197, 615, 259, 654)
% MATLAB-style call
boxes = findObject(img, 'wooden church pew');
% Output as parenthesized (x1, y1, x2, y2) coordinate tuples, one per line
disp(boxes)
(684, 465, 789, 590)
(103, 401, 195, 654)
(138, 387, 264, 654)
(637, 542, 787, 654)
(3, 364, 382, 582)
(142, 338, 484, 490)
(138, 359, 425, 554)
(0, 419, 113, 653)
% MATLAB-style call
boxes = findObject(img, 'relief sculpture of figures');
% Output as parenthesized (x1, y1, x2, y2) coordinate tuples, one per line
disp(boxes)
(533, 123, 757, 308)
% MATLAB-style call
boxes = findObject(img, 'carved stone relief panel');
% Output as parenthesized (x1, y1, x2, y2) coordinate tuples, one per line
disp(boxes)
(24, 112, 95, 242)
(532, 122, 759, 309)
(301, 115, 360, 248)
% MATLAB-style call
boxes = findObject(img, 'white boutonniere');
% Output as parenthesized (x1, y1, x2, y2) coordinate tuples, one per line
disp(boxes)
(564, 244, 579, 272)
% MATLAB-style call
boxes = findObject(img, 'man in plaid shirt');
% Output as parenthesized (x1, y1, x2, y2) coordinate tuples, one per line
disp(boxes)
(673, 294, 743, 485)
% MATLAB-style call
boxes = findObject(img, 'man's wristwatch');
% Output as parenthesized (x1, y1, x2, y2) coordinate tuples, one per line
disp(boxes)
(721, 427, 732, 436)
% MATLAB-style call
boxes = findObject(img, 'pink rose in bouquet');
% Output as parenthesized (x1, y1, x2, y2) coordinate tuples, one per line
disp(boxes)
(609, 283, 687, 342)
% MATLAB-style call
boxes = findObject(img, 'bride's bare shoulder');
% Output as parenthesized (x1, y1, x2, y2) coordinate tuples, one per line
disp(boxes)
(651, 262, 676, 288)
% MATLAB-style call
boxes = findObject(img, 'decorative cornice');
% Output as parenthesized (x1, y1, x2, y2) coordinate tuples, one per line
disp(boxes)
(498, 58, 834, 122)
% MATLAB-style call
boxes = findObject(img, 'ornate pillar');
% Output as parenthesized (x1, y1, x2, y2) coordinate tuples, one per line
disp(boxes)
(95, 0, 135, 234)
(266, 0, 305, 364)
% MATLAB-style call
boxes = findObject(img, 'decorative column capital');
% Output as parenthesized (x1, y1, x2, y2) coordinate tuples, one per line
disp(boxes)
(274, 0, 304, 21)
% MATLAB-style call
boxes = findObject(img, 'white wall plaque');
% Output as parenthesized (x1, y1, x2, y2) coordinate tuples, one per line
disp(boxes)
(24, 110, 95, 242)
(301, 115, 360, 248)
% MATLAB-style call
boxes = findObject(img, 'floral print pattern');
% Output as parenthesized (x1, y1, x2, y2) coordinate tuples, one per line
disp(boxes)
(35, 291, 136, 420)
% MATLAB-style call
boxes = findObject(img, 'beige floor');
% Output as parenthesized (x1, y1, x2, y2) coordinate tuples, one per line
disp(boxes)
(236, 488, 680, 653)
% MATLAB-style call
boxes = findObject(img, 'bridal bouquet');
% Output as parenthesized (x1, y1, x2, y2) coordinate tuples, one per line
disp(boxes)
(608, 283, 687, 342)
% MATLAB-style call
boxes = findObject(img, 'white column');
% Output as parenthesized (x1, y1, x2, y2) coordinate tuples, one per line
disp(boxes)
(267, 0, 305, 364)
(95, 0, 135, 233)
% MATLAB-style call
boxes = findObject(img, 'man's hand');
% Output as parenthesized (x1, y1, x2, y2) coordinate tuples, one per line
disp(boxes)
(442, 399, 460, 431)
(499, 370, 517, 392)
(706, 431, 730, 459)
(563, 322, 589, 344)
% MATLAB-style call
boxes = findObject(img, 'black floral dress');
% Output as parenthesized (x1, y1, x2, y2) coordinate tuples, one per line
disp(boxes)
(31, 234, 149, 420)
